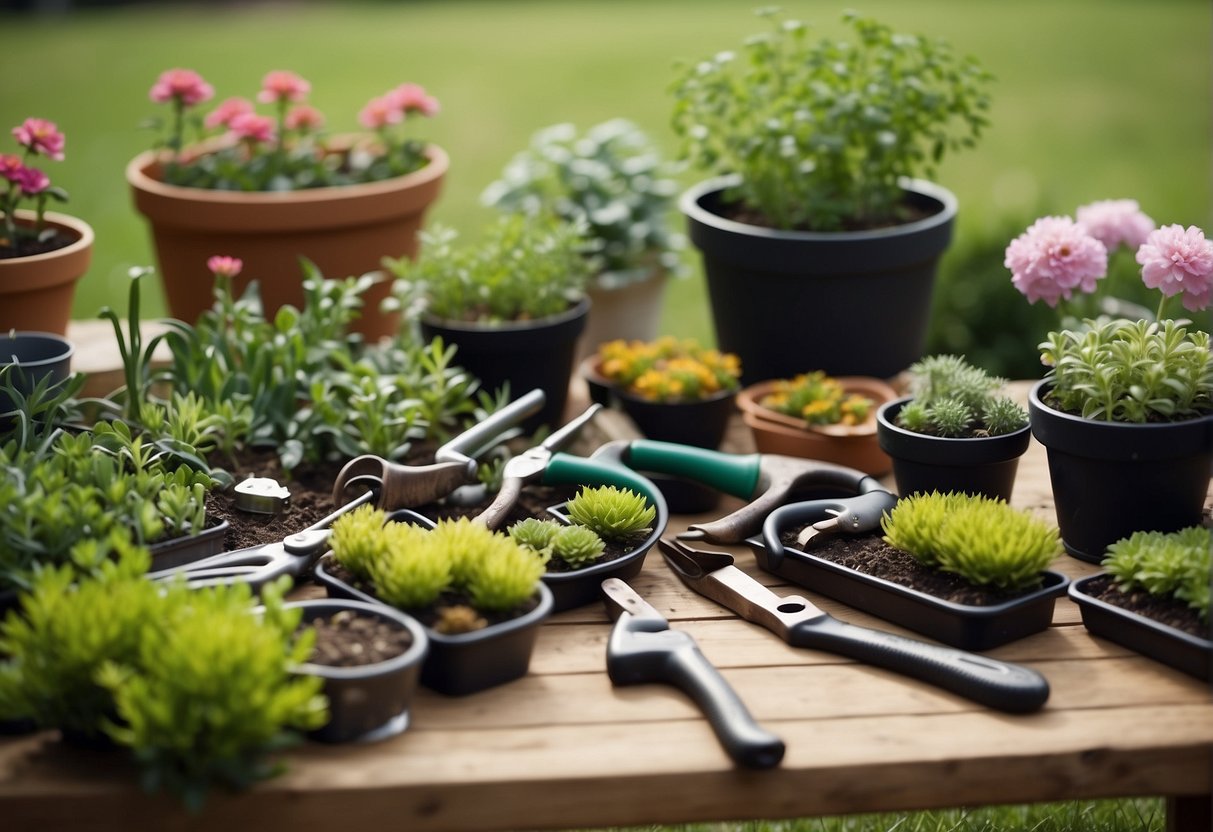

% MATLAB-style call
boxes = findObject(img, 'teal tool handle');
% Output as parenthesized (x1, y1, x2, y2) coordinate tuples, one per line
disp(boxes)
(544, 453, 662, 504)
(625, 440, 761, 499)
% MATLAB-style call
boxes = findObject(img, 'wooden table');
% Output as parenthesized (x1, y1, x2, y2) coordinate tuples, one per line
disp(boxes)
(2, 384, 1211, 831)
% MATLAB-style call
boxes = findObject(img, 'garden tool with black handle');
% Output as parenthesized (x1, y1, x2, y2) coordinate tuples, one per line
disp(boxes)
(602, 577, 785, 769)
(658, 538, 1050, 713)
(588, 439, 897, 544)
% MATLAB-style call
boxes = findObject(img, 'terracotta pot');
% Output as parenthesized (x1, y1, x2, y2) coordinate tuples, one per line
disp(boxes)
(735, 377, 897, 475)
(576, 268, 669, 364)
(126, 141, 448, 341)
(0, 211, 93, 336)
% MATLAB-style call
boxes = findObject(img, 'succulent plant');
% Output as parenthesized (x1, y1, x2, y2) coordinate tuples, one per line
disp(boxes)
(899, 355, 1027, 437)
(551, 525, 606, 568)
(565, 486, 655, 542)
(369, 528, 454, 610)
(508, 517, 562, 554)
(1104, 527, 1211, 620)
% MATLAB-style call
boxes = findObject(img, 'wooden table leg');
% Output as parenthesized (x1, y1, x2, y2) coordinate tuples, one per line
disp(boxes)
(1166, 794, 1212, 832)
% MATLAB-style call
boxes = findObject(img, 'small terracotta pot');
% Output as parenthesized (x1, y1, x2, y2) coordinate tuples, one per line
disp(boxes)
(0, 211, 93, 336)
(127, 141, 447, 341)
(735, 377, 897, 475)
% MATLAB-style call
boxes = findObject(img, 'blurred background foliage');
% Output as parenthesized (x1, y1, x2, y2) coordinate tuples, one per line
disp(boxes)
(1, 0, 1208, 378)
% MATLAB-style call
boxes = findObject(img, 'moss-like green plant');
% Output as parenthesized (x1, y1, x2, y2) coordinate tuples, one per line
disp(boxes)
(368, 524, 453, 610)
(882, 492, 1060, 590)
(565, 486, 655, 542)
(508, 517, 562, 554)
(464, 531, 547, 612)
(551, 525, 606, 568)
(899, 355, 1028, 437)
(328, 504, 391, 581)
(1104, 527, 1211, 621)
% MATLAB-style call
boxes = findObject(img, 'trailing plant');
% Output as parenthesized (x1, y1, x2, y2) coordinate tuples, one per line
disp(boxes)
(670, 8, 992, 231)
(566, 486, 655, 543)
(1104, 527, 1211, 621)
(387, 213, 592, 324)
(881, 491, 1060, 591)
(1038, 318, 1213, 422)
(759, 371, 872, 426)
(482, 118, 686, 289)
(897, 354, 1027, 437)
(595, 337, 741, 402)
(1, 117, 70, 253)
(550, 525, 605, 568)
(146, 68, 437, 191)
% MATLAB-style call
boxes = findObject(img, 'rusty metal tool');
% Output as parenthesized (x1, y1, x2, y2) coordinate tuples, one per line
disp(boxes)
(588, 439, 896, 544)
(658, 538, 1050, 713)
(601, 577, 785, 769)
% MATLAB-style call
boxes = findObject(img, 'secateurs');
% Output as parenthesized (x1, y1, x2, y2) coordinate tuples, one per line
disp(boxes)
(658, 538, 1051, 714)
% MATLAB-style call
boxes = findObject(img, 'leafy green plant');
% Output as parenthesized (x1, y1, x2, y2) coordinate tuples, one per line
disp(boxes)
(897, 354, 1028, 437)
(670, 8, 992, 231)
(551, 525, 605, 568)
(566, 486, 655, 542)
(482, 118, 685, 289)
(882, 492, 1060, 590)
(1039, 318, 1213, 422)
(387, 213, 591, 324)
(759, 371, 873, 426)
(1104, 527, 1211, 621)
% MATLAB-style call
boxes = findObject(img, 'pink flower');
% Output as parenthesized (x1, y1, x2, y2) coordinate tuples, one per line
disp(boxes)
(285, 104, 325, 132)
(204, 97, 255, 130)
(258, 71, 311, 104)
(16, 166, 50, 195)
(358, 95, 404, 130)
(1005, 216, 1108, 307)
(388, 83, 440, 117)
(1076, 199, 1155, 251)
(227, 112, 276, 145)
(207, 256, 243, 279)
(0, 154, 23, 182)
(150, 68, 214, 107)
(1135, 224, 1213, 312)
(12, 118, 66, 161)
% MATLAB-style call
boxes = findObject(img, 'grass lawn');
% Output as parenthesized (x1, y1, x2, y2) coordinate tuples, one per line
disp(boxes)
(1, 0, 1209, 355)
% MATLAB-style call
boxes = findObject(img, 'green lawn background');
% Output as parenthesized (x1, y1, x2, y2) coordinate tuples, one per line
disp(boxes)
(2, 0, 1210, 352)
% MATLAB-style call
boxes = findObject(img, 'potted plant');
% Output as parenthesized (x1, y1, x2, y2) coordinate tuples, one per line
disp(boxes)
(671, 9, 991, 383)
(1007, 206, 1213, 561)
(313, 506, 554, 696)
(1, 117, 93, 336)
(751, 491, 1069, 651)
(482, 119, 686, 361)
(0, 331, 75, 415)
(736, 370, 897, 475)
(875, 355, 1031, 500)
(388, 214, 592, 432)
(127, 69, 447, 341)
(1069, 527, 1211, 681)
(581, 336, 741, 449)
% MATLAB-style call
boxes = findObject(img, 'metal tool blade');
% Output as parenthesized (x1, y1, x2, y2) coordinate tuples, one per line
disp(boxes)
(600, 577, 669, 632)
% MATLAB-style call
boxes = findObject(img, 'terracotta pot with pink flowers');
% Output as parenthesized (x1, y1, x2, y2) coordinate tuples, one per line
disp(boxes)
(1, 118, 93, 335)
(1007, 199, 1213, 562)
(127, 69, 446, 341)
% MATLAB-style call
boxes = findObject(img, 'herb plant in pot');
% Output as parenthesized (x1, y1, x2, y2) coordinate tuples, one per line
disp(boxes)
(389, 214, 591, 432)
(582, 336, 741, 449)
(736, 370, 897, 475)
(1, 118, 93, 336)
(1069, 527, 1211, 680)
(752, 491, 1068, 651)
(876, 355, 1030, 500)
(128, 69, 446, 340)
(1006, 207, 1213, 561)
(671, 10, 991, 383)
(482, 119, 686, 362)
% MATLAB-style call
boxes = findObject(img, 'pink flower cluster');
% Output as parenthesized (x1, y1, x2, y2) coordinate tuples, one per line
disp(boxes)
(1006, 199, 1213, 315)
(359, 83, 440, 129)
(2, 118, 66, 201)
(207, 255, 243, 279)
(149, 68, 214, 107)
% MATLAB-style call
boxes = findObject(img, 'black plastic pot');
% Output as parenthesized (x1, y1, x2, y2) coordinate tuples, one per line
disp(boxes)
(681, 177, 956, 384)
(876, 397, 1031, 501)
(1028, 379, 1213, 563)
(0, 331, 74, 413)
(287, 599, 429, 743)
(420, 298, 589, 433)
(1069, 574, 1212, 681)
(751, 503, 1070, 651)
(146, 519, 230, 571)
(313, 555, 553, 697)
(542, 501, 659, 612)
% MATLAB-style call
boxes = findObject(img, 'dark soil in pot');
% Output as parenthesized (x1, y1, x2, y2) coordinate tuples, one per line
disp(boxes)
(302, 608, 416, 666)
(1079, 575, 1207, 640)
(0, 230, 76, 259)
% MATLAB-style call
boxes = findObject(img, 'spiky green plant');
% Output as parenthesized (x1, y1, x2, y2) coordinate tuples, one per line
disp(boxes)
(328, 504, 391, 581)
(882, 492, 1060, 590)
(551, 525, 606, 568)
(368, 525, 453, 610)
(899, 354, 1027, 437)
(565, 486, 655, 542)
(464, 532, 547, 612)
(1104, 527, 1211, 621)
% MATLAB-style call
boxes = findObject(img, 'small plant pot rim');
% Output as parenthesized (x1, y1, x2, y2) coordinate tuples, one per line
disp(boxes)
(580, 354, 737, 410)
(1028, 379, 1213, 461)
(0, 331, 75, 368)
(1069, 573, 1212, 681)
(146, 519, 230, 572)
(287, 598, 429, 679)
(680, 175, 958, 247)
(421, 295, 590, 338)
(736, 377, 898, 438)
(877, 397, 1032, 466)
(1, 210, 94, 276)
(541, 500, 657, 611)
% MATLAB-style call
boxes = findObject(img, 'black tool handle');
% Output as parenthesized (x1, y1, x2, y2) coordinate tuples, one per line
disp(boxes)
(792, 616, 1049, 713)
(663, 646, 786, 769)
